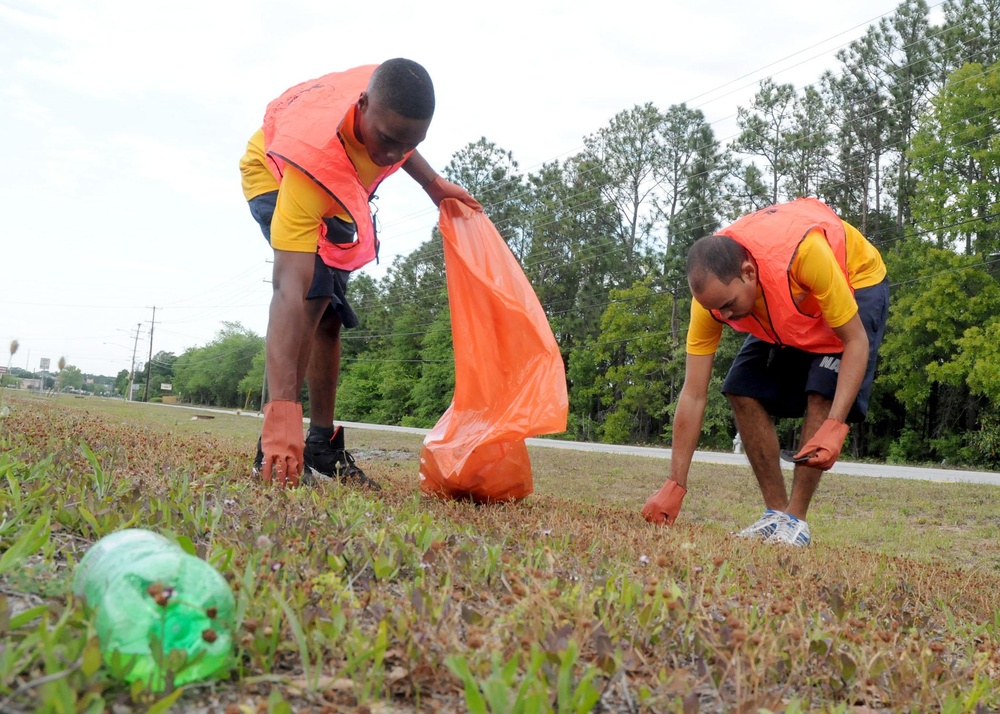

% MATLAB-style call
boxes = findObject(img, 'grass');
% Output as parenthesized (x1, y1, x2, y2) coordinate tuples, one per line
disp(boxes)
(1, 391, 999, 713)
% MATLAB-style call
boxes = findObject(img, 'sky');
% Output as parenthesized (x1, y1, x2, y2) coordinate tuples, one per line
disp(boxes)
(1, 0, 912, 378)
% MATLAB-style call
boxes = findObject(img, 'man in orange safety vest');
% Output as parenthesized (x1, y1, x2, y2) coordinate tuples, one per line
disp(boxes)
(240, 59, 482, 488)
(641, 198, 889, 546)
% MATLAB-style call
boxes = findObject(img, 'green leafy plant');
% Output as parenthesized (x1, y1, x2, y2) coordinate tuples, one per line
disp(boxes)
(1, 393, 999, 712)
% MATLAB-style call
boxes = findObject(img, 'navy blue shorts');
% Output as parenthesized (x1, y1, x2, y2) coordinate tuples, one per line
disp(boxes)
(248, 191, 359, 329)
(721, 278, 889, 423)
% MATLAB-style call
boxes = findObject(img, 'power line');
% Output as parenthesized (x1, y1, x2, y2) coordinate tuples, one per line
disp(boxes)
(23, 2, 987, 374)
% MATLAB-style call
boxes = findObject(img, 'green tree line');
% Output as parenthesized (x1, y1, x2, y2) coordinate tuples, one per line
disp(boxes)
(166, 0, 1000, 468)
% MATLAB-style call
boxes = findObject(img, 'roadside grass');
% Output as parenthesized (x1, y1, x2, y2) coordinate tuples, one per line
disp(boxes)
(0, 392, 998, 713)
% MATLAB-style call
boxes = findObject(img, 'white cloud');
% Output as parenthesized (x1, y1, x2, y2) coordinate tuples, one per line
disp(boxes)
(109, 134, 233, 206)
(0, 0, 904, 375)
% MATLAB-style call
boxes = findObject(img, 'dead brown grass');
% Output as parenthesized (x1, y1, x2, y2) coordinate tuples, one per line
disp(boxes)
(1, 393, 999, 713)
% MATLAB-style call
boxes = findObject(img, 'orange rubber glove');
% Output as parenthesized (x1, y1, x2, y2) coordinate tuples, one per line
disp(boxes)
(425, 176, 483, 212)
(260, 400, 304, 487)
(794, 418, 850, 471)
(641, 480, 687, 526)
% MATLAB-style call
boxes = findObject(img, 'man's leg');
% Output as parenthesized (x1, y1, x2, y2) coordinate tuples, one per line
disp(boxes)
(727, 393, 788, 510)
(305, 306, 342, 429)
(300, 285, 378, 488)
(786, 393, 831, 519)
(722, 336, 811, 538)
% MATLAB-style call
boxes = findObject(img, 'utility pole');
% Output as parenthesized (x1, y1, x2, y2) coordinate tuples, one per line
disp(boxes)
(143, 306, 157, 401)
(127, 322, 142, 402)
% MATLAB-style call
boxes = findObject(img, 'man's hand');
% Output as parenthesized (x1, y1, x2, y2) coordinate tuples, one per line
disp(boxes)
(425, 176, 483, 212)
(260, 400, 304, 487)
(794, 418, 849, 470)
(641, 480, 687, 526)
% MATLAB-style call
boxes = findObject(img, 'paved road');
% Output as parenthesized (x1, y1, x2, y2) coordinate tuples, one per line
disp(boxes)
(518, 436, 1000, 486)
(157, 402, 1000, 486)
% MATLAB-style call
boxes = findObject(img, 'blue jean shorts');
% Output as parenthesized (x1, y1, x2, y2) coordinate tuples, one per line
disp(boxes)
(248, 190, 359, 328)
(721, 278, 889, 423)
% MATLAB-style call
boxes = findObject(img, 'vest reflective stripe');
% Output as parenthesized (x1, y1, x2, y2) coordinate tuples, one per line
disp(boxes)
(262, 65, 408, 272)
(713, 197, 850, 353)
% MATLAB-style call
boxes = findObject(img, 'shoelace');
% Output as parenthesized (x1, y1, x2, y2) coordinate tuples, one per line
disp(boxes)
(331, 449, 380, 489)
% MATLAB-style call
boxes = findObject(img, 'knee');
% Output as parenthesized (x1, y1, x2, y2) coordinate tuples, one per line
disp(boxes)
(317, 313, 343, 343)
(726, 392, 757, 414)
(727, 394, 771, 426)
(805, 392, 832, 417)
(317, 327, 341, 347)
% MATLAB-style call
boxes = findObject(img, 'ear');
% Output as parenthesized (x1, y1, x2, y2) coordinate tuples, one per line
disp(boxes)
(357, 91, 368, 112)
(741, 259, 757, 283)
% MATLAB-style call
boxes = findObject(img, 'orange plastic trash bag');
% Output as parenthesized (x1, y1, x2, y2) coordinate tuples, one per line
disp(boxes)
(419, 199, 568, 502)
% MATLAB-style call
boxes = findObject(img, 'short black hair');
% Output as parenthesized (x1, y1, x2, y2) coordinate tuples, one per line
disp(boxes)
(686, 234, 749, 292)
(368, 58, 435, 120)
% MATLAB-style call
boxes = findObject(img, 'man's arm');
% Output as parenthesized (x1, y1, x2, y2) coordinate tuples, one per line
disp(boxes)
(258, 248, 325, 486)
(263, 165, 346, 399)
(828, 314, 869, 423)
(641, 352, 714, 525)
(788, 230, 869, 468)
(256, 165, 346, 486)
(400, 149, 437, 188)
(792, 312, 868, 469)
(402, 150, 482, 211)
(667, 353, 715, 488)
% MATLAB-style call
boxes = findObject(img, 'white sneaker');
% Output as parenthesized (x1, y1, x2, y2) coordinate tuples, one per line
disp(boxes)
(735, 509, 789, 540)
(766, 516, 811, 547)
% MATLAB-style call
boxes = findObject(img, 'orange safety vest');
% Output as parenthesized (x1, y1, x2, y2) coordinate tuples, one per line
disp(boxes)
(262, 65, 411, 271)
(712, 197, 851, 353)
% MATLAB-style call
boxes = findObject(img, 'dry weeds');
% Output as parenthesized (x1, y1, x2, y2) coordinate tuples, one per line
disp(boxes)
(0, 393, 998, 713)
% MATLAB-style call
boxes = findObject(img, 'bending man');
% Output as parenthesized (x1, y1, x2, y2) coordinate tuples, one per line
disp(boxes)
(240, 59, 482, 488)
(641, 198, 888, 546)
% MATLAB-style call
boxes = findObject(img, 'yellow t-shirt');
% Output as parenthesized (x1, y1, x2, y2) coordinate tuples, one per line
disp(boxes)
(686, 221, 886, 355)
(238, 106, 383, 253)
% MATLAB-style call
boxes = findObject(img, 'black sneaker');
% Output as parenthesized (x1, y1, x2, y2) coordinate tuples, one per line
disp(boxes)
(303, 426, 380, 489)
(252, 437, 263, 478)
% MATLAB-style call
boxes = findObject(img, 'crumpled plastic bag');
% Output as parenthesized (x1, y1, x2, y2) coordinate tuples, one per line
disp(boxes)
(419, 199, 568, 502)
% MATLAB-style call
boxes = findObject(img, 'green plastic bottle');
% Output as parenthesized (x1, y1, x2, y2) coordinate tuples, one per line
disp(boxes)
(73, 529, 236, 691)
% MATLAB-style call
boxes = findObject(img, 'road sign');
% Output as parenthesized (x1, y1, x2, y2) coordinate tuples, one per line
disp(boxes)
(0, 366, 7, 375)
(39, 358, 50, 370)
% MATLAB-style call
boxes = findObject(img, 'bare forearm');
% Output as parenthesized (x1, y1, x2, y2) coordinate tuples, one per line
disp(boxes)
(668, 391, 707, 489)
(828, 340, 867, 422)
(402, 150, 437, 188)
(266, 251, 315, 401)
(666, 353, 714, 489)
(266, 293, 306, 401)
(828, 315, 870, 423)
(405, 153, 483, 211)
